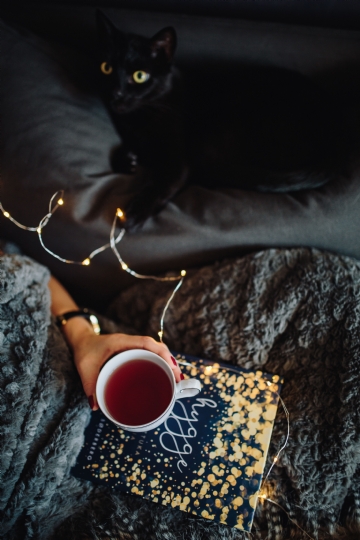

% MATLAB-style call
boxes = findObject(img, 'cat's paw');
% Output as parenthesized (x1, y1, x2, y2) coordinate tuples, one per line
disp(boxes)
(111, 146, 138, 174)
(123, 189, 170, 230)
(123, 199, 159, 230)
(123, 168, 188, 230)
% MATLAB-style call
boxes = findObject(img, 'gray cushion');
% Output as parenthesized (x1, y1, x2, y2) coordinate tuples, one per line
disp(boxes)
(1, 13, 360, 310)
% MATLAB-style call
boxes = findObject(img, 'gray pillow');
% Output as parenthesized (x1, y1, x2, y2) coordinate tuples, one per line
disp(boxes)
(1, 16, 360, 311)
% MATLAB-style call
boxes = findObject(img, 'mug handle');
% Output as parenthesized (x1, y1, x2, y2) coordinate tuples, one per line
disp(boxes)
(175, 378, 202, 399)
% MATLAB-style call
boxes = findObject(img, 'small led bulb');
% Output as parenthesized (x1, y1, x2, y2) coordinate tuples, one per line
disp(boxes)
(3, 211, 10, 218)
(82, 258, 91, 266)
(57, 198, 64, 206)
(121, 262, 128, 270)
(37, 227, 42, 234)
(158, 330, 163, 340)
(181, 270, 186, 277)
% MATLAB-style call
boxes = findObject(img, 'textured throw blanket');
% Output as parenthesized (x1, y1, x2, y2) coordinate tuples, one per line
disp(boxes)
(1, 248, 360, 540)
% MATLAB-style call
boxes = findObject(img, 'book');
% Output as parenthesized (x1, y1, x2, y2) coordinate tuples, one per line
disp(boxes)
(71, 353, 283, 532)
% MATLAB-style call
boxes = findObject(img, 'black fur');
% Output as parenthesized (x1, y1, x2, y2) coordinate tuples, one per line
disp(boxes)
(185, 65, 346, 192)
(97, 11, 349, 228)
(96, 11, 186, 228)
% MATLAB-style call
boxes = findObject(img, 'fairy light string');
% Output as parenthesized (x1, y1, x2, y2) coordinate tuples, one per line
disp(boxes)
(256, 380, 315, 539)
(109, 208, 185, 282)
(261, 384, 290, 486)
(0, 190, 186, 340)
(258, 496, 315, 540)
(175, 362, 312, 538)
(0, 190, 314, 539)
(109, 208, 186, 342)
(34, 191, 124, 266)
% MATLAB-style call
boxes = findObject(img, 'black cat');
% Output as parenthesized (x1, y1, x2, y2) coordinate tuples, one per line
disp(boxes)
(96, 11, 348, 228)
(97, 11, 186, 228)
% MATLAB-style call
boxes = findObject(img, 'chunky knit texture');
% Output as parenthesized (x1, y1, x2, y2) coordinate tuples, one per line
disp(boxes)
(1, 248, 360, 539)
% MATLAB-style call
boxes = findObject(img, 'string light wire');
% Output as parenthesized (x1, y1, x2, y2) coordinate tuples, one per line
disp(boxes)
(35, 191, 124, 265)
(0, 191, 186, 340)
(158, 277, 184, 343)
(261, 389, 290, 486)
(109, 209, 186, 343)
(0, 201, 38, 231)
(175, 363, 307, 538)
(258, 495, 315, 540)
(175, 364, 291, 495)
(256, 382, 315, 539)
(0, 189, 66, 232)
(110, 210, 186, 281)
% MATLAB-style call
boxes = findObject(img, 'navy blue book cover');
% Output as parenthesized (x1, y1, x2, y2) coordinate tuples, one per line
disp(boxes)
(71, 354, 283, 532)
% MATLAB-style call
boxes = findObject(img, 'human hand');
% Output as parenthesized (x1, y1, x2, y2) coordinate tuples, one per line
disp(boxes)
(63, 319, 183, 410)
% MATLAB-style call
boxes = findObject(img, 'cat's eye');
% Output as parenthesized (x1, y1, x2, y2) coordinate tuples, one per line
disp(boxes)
(100, 62, 113, 75)
(133, 71, 150, 84)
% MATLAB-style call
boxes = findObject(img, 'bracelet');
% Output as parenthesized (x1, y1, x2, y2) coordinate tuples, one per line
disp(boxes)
(55, 308, 101, 335)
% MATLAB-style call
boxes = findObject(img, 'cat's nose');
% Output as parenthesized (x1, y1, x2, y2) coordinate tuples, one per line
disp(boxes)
(113, 89, 123, 100)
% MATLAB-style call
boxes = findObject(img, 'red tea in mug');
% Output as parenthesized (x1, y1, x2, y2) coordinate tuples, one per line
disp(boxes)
(104, 359, 173, 426)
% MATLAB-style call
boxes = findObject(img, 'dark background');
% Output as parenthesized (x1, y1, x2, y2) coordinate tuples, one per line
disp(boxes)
(2, 0, 360, 31)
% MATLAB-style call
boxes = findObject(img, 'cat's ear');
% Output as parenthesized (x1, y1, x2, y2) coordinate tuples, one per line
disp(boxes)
(150, 27, 177, 62)
(96, 10, 119, 49)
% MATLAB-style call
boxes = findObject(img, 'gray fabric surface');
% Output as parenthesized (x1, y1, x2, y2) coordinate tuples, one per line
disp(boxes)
(1, 248, 360, 539)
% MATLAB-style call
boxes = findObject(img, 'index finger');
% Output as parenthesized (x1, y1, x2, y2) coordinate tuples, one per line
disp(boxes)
(113, 334, 183, 383)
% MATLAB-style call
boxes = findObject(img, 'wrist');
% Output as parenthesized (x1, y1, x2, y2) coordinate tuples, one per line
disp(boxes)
(56, 309, 100, 334)
(60, 316, 96, 349)
(56, 309, 101, 350)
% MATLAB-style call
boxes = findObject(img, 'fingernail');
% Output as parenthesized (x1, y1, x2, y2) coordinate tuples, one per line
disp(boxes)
(180, 373, 185, 380)
(88, 395, 95, 410)
(171, 355, 178, 366)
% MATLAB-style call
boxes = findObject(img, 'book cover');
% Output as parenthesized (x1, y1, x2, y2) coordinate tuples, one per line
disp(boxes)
(71, 354, 283, 532)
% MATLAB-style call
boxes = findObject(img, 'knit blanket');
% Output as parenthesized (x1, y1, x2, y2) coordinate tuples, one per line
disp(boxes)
(1, 248, 360, 540)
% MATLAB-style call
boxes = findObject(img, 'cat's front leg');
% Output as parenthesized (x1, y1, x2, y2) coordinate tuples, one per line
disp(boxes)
(123, 165, 188, 230)
(111, 145, 138, 175)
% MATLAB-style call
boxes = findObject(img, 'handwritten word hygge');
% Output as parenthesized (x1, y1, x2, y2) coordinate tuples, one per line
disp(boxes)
(160, 398, 217, 471)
